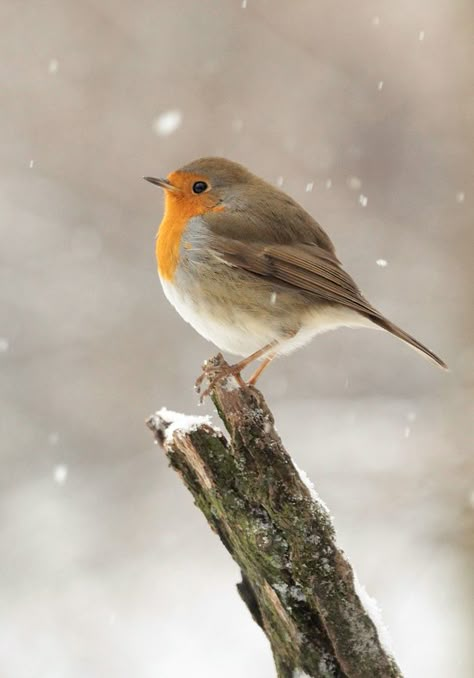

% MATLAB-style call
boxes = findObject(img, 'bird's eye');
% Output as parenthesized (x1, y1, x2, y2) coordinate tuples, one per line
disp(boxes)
(192, 181, 208, 194)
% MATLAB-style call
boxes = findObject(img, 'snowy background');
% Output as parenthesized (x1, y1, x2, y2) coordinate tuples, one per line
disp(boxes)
(1, 1, 473, 676)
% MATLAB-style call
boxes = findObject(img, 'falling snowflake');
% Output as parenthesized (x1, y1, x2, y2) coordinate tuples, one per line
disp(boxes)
(377, 81, 384, 91)
(48, 59, 59, 74)
(152, 110, 183, 137)
(376, 259, 388, 267)
(0, 338, 9, 352)
(305, 182, 314, 192)
(325, 179, 332, 189)
(359, 194, 368, 207)
(418, 30, 425, 41)
(276, 176, 284, 187)
(456, 191, 465, 203)
(53, 464, 68, 485)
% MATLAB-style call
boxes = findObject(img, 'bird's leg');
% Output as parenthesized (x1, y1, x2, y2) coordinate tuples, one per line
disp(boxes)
(231, 341, 279, 374)
(195, 341, 278, 399)
(247, 353, 276, 385)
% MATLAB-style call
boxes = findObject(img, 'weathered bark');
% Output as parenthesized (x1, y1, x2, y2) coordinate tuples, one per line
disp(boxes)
(146, 354, 403, 678)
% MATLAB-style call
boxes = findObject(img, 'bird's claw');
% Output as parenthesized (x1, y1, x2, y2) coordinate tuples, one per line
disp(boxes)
(195, 357, 245, 402)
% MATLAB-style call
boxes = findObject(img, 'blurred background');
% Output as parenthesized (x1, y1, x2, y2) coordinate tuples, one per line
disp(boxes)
(1, 0, 472, 676)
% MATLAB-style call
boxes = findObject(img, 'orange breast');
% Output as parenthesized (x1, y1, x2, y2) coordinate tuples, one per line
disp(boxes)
(156, 185, 222, 281)
(155, 193, 188, 281)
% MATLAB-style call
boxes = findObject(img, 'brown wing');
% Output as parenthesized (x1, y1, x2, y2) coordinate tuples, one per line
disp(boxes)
(208, 234, 447, 369)
(209, 234, 379, 317)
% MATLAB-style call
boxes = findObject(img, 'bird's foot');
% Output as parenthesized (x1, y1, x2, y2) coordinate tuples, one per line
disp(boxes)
(195, 354, 246, 402)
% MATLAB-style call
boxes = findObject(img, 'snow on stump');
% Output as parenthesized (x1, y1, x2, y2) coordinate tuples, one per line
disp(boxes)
(146, 354, 403, 678)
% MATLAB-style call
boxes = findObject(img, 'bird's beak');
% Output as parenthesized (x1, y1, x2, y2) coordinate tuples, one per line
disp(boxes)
(143, 176, 180, 192)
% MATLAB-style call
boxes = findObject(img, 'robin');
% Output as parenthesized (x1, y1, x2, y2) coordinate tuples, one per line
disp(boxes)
(145, 157, 446, 394)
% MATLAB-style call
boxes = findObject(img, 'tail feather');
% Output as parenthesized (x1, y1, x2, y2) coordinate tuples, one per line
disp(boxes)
(368, 314, 448, 370)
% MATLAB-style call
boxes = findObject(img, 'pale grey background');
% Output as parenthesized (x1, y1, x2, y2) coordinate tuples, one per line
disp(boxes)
(1, 1, 472, 677)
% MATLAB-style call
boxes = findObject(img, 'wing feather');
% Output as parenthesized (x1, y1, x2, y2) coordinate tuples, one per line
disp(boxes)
(202, 221, 447, 369)
(209, 235, 378, 317)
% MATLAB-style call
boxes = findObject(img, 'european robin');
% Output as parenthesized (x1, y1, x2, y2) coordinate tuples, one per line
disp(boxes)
(145, 157, 446, 393)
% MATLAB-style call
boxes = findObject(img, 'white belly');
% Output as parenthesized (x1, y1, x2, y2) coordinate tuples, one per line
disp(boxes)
(161, 278, 276, 355)
(161, 278, 371, 358)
